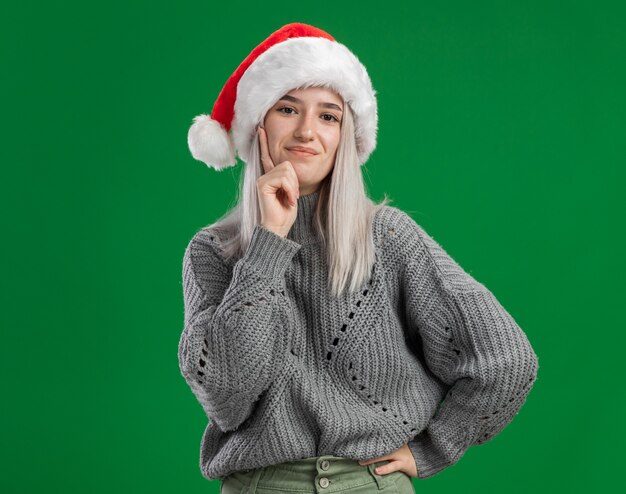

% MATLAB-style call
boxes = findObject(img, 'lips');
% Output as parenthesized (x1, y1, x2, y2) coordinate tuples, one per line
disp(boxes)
(287, 147, 318, 156)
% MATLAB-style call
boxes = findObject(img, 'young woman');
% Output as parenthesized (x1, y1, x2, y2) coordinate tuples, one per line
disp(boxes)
(179, 23, 539, 494)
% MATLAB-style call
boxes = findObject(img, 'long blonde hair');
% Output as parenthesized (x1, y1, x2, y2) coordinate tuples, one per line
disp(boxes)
(205, 86, 391, 299)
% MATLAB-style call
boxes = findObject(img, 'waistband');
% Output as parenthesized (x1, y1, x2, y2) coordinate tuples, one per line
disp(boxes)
(224, 455, 403, 493)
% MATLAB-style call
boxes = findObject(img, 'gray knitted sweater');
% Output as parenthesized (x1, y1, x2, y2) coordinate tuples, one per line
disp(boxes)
(178, 190, 539, 481)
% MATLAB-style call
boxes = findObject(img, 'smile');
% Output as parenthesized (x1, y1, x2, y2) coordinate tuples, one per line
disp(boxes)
(287, 149, 318, 157)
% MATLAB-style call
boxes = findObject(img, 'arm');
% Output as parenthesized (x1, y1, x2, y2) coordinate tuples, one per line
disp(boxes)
(392, 211, 539, 479)
(177, 224, 302, 432)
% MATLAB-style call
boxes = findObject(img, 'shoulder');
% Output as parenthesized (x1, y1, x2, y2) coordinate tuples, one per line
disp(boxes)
(183, 227, 231, 286)
(373, 205, 487, 292)
(372, 204, 427, 254)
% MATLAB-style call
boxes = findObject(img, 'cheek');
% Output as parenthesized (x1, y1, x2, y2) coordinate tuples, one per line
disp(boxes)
(265, 122, 288, 151)
(262, 126, 280, 157)
(322, 129, 341, 153)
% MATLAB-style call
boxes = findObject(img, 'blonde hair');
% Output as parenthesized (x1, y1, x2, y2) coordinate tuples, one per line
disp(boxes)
(205, 85, 391, 299)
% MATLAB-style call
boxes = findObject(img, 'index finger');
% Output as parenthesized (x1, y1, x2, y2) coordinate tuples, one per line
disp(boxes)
(257, 126, 274, 173)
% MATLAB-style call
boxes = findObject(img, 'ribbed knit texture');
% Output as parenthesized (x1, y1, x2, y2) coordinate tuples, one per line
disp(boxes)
(178, 190, 539, 481)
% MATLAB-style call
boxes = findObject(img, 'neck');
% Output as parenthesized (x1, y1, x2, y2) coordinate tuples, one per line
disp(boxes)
(287, 189, 322, 245)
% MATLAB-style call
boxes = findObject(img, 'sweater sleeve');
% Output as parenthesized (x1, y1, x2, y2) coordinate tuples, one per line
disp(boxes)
(177, 223, 302, 432)
(391, 211, 539, 479)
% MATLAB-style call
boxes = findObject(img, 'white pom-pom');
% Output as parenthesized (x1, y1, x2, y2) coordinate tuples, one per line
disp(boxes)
(187, 114, 236, 170)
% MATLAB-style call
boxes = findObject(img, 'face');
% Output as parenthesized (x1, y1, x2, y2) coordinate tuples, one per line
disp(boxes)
(262, 86, 344, 196)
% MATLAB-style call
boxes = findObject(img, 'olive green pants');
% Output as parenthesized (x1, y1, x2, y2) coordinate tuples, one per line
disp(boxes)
(220, 455, 416, 493)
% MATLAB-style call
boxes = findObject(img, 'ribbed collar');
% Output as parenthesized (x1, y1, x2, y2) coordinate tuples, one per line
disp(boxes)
(287, 189, 322, 244)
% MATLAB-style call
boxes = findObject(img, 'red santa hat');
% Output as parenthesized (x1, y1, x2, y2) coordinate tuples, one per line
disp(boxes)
(187, 22, 378, 170)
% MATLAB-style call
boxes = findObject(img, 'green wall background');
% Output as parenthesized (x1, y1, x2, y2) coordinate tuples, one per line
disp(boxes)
(2, 1, 624, 493)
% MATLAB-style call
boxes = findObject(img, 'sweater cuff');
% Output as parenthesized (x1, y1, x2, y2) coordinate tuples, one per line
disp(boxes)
(240, 224, 302, 280)
(408, 431, 458, 479)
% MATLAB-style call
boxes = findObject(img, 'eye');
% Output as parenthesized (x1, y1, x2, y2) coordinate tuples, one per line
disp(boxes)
(277, 106, 296, 115)
(276, 106, 339, 123)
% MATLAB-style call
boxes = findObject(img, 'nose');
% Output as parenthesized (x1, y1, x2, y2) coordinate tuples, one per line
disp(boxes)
(294, 113, 315, 141)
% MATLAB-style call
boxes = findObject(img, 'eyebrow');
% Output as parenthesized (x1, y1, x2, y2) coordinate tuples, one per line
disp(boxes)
(279, 94, 344, 112)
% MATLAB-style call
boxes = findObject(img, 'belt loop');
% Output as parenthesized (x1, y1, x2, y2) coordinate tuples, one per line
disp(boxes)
(366, 462, 387, 490)
(246, 467, 265, 494)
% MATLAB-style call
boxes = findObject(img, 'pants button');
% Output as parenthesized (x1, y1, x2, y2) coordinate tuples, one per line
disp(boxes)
(319, 477, 330, 488)
(320, 460, 330, 470)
